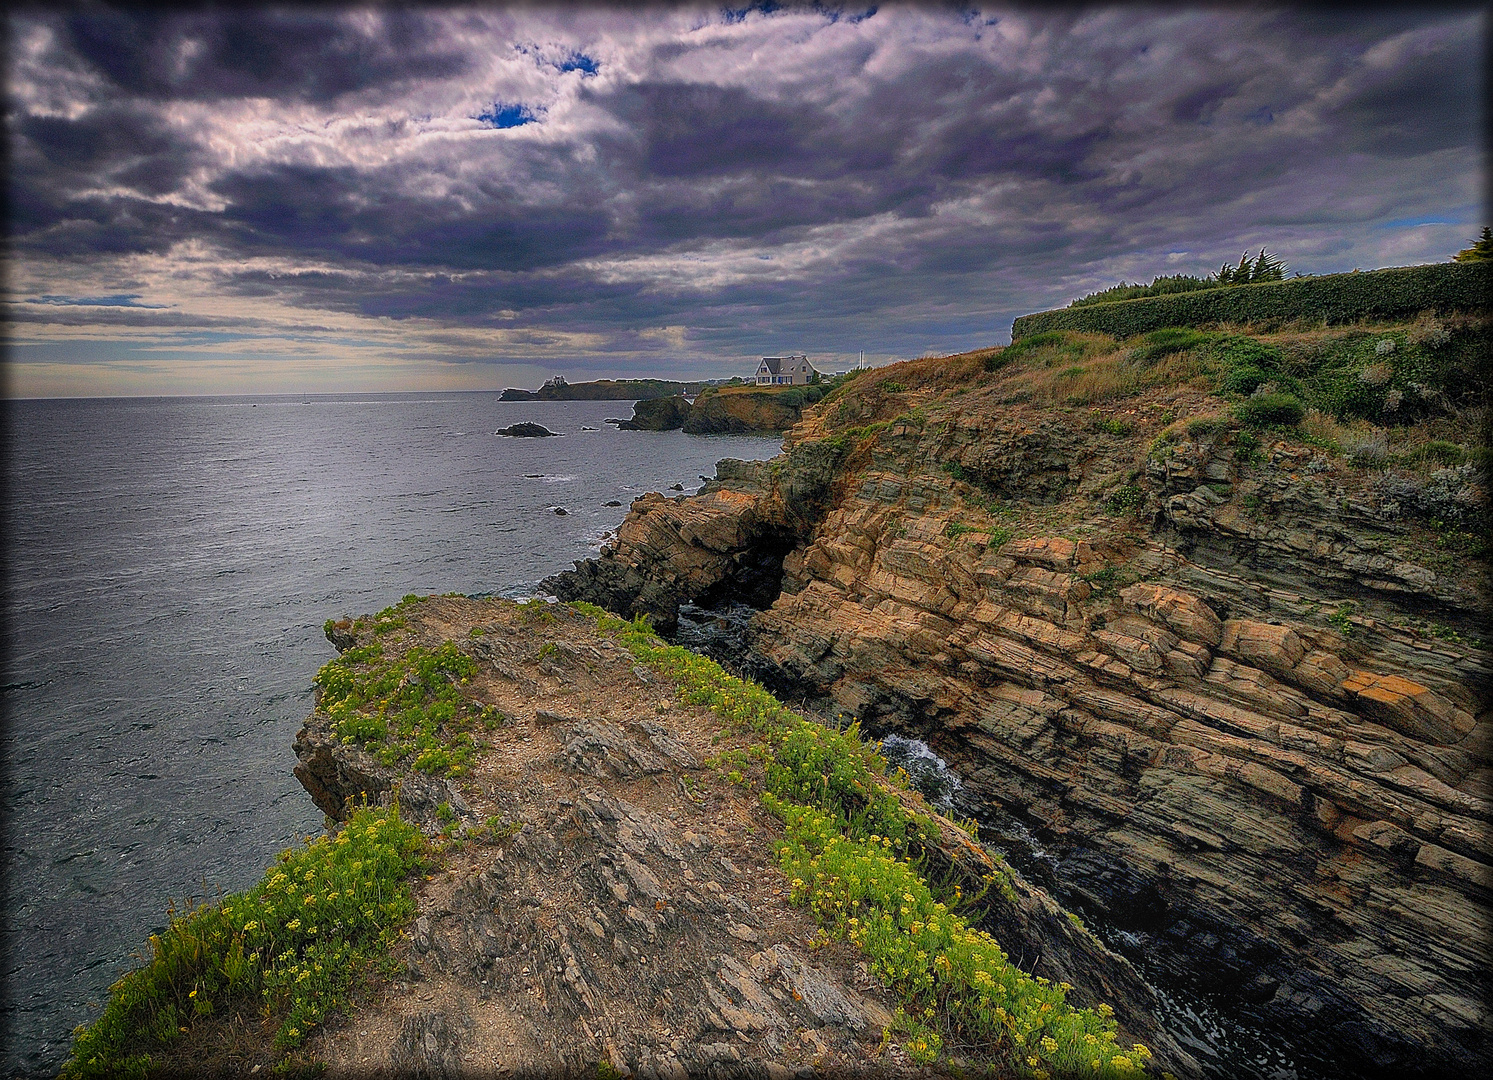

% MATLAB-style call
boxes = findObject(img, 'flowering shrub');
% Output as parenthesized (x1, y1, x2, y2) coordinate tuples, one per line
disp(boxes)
(575, 601, 1153, 1077)
(768, 797, 1150, 1079)
(63, 804, 425, 1078)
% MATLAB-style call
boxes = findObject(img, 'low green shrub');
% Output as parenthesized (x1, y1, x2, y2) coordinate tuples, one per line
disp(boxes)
(1417, 440, 1467, 466)
(1236, 393, 1306, 428)
(880, 381, 907, 393)
(1233, 430, 1263, 463)
(63, 805, 425, 1078)
(1129, 327, 1214, 366)
(1106, 485, 1145, 514)
(1092, 415, 1133, 437)
(1186, 417, 1229, 438)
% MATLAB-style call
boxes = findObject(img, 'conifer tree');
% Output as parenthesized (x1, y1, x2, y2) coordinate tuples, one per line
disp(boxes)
(1452, 226, 1493, 262)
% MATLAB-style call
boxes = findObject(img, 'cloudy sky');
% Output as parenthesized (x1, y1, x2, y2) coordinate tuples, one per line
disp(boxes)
(5, 4, 1484, 397)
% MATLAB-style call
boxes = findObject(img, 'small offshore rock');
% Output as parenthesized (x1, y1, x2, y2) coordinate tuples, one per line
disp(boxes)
(554, 507, 569, 515)
(606, 500, 623, 507)
(496, 423, 560, 437)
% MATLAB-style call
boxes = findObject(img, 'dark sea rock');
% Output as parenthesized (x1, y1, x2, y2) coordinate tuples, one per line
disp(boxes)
(496, 423, 560, 437)
(619, 395, 693, 431)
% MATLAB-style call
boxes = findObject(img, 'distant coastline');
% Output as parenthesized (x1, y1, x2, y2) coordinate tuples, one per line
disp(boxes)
(499, 378, 707, 401)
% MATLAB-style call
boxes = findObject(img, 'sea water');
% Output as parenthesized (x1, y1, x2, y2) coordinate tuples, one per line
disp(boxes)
(1, 393, 781, 1075)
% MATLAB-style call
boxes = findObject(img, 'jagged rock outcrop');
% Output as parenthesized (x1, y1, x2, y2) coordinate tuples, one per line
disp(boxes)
(294, 597, 1197, 1077)
(546, 356, 1491, 1077)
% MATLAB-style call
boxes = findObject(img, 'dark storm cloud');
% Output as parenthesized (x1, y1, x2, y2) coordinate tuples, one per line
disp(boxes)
(57, 7, 468, 102)
(6, 4, 1483, 387)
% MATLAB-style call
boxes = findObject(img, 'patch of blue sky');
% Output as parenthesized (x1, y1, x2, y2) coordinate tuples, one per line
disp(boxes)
(475, 102, 538, 129)
(27, 294, 166, 308)
(722, 2, 783, 25)
(1377, 215, 1467, 229)
(810, 3, 878, 23)
(556, 51, 599, 75)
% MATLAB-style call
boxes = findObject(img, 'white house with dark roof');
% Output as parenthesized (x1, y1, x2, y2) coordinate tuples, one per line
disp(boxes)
(754, 354, 816, 386)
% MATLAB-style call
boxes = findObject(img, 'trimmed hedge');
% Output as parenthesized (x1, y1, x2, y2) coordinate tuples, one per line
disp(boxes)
(1011, 261, 1490, 341)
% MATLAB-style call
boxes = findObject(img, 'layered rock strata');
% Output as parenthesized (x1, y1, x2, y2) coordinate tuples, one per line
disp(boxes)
(545, 380, 1491, 1077)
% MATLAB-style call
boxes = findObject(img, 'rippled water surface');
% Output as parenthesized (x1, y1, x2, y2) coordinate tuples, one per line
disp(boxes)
(1, 393, 780, 1075)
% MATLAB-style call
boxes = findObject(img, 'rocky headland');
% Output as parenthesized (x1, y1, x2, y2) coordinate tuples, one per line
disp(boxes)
(615, 385, 820, 434)
(285, 597, 1192, 1077)
(546, 318, 1492, 1077)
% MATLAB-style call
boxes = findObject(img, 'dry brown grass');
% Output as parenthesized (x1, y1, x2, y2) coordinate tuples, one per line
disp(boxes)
(866, 349, 991, 391)
(992, 337, 1215, 405)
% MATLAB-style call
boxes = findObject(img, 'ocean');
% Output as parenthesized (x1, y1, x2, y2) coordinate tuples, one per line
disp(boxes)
(0, 393, 781, 1076)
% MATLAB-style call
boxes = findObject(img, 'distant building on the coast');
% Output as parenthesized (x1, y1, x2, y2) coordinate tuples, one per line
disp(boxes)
(542, 374, 568, 389)
(754, 354, 816, 386)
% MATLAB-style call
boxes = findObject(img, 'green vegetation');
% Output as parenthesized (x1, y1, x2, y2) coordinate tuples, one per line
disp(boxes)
(1000, 330, 1085, 364)
(314, 639, 496, 777)
(1129, 327, 1215, 366)
(1213, 248, 1287, 285)
(1186, 417, 1229, 438)
(1236, 392, 1306, 428)
(1452, 226, 1493, 262)
(1327, 602, 1357, 637)
(776, 384, 828, 408)
(573, 604, 1152, 1078)
(1232, 430, 1263, 463)
(1105, 485, 1144, 515)
(63, 804, 425, 1078)
(1069, 274, 1218, 308)
(880, 381, 907, 393)
(1282, 321, 1485, 423)
(1011, 261, 1490, 341)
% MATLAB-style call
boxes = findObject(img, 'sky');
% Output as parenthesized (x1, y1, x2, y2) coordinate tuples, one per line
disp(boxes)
(5, 3, 1485, 397)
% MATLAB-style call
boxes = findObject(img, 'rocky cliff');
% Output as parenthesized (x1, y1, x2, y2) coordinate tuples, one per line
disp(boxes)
(545, 327, 1491, 1077)
(289, 596, 1196, 1078)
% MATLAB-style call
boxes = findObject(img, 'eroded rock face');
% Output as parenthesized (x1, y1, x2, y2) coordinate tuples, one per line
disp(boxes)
(552, 387, 1492, 1076)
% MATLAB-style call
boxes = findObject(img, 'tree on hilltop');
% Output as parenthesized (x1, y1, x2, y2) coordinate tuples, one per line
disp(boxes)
(1214, 248, 1288, 285)
(1452, 226, 1493, 262)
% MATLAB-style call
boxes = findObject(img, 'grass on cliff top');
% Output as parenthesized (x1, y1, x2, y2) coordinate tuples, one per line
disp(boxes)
(575, 601, 1154, 1079)
(63, 803, 426, 1079)
(821, 314, 1485, 436)
(315, 597, 506, 777)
